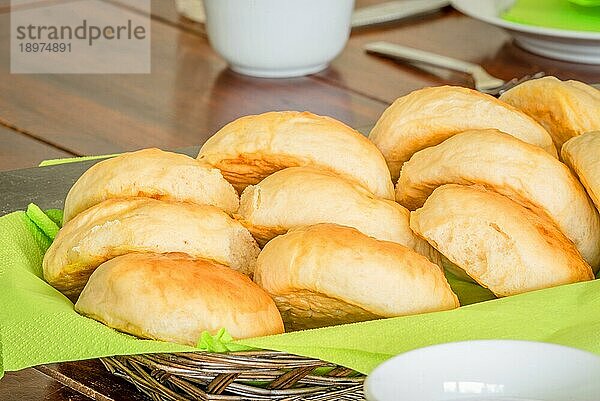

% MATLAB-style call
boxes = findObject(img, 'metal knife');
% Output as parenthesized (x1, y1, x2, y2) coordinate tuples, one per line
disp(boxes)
(351, 0, 450, 28)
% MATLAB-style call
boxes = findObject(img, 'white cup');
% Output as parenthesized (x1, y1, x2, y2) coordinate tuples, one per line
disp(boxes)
(203, 0, 355, 78)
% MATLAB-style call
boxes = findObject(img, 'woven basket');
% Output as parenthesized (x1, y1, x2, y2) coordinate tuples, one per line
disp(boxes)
(101, 351, 366, 400)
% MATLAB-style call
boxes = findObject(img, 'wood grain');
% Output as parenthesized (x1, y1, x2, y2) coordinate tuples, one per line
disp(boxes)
(322, 9, 600, 104)
(124, 1, 600, 106)
(0, 126, 74, 171)
(0, 4, 386, 157)
(0, 369, 90, 401)
(37, 360, 147, 401)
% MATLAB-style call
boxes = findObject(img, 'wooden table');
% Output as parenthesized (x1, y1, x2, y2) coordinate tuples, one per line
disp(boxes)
(1, 1, 599, 399)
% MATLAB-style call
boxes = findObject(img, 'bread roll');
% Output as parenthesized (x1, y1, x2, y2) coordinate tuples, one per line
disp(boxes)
(236, 166, 437, 262)
(254, 224, 459, 330)
(43, 198, 260, 300)
(63, 148, 239, 223)
(197, 111, 395, 199)
(368, 86, 557, 180)
(410, 185, 594, 297)
(76, 253, 284, 345)
(562, 131, 600, 212)
(396, 129, 600, 270)
(500, 76, 600, 149)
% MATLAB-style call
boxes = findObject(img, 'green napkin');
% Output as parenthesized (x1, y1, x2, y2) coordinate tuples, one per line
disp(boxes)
(0, 208, 199, 380)
(569, 0, 600, 6)
(444, 268, 496, 306)
(241, 279, 600, 374)
(3, 205, 600, 381)
(38, 154, 118, 167)
(502, 0, 600, 32)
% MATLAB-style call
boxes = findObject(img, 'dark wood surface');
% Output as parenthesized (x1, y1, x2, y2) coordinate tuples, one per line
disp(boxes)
(1, 369, 90, 401)
(1, 1, 599, 400)
(324, 11, 600, 103)
(0, 125, 73, 171)
(0, 1, 384, 157)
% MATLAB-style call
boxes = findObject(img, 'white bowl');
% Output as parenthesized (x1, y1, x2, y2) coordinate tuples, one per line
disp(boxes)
(451, 0, 600, 64)
(203, 0, 355, 78)
(364, 340, 600, 401)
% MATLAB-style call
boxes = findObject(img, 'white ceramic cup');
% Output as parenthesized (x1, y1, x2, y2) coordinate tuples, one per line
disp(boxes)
(203, 0, 355, 78)
(364, 340, 600, 401)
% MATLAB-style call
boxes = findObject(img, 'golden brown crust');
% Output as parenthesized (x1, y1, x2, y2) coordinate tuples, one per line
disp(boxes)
(562, 131, 600, 212)
(43, 198, 260, 300)
(75, 253, 284, 345)
(63, 148, 239, 223)
(396, 129, 600, 270)
(500, 77, 600, 149)
(232, 217, 287, 248)
(410, 185, 594, 297)
(254, 224, 459, 330)
(198, 111, 395, 199)
(368, 86, 557, 180)
(214, 153, 303, 193)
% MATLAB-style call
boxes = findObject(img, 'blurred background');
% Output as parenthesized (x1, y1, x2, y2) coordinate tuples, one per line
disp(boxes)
(0, 0, 599, 172)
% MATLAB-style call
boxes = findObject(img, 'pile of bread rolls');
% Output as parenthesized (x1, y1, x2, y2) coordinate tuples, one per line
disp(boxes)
(370, 77, 600, 295)
(42, 76, 600, 346)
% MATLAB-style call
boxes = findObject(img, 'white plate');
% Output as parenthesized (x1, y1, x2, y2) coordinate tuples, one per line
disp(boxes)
(364, 340, 600, 401)
(451, 0, 600, 64)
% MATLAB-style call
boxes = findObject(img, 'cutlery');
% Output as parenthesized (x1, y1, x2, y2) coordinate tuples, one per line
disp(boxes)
(351, 0, 450, 28)
(365, 41, 547, 96)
